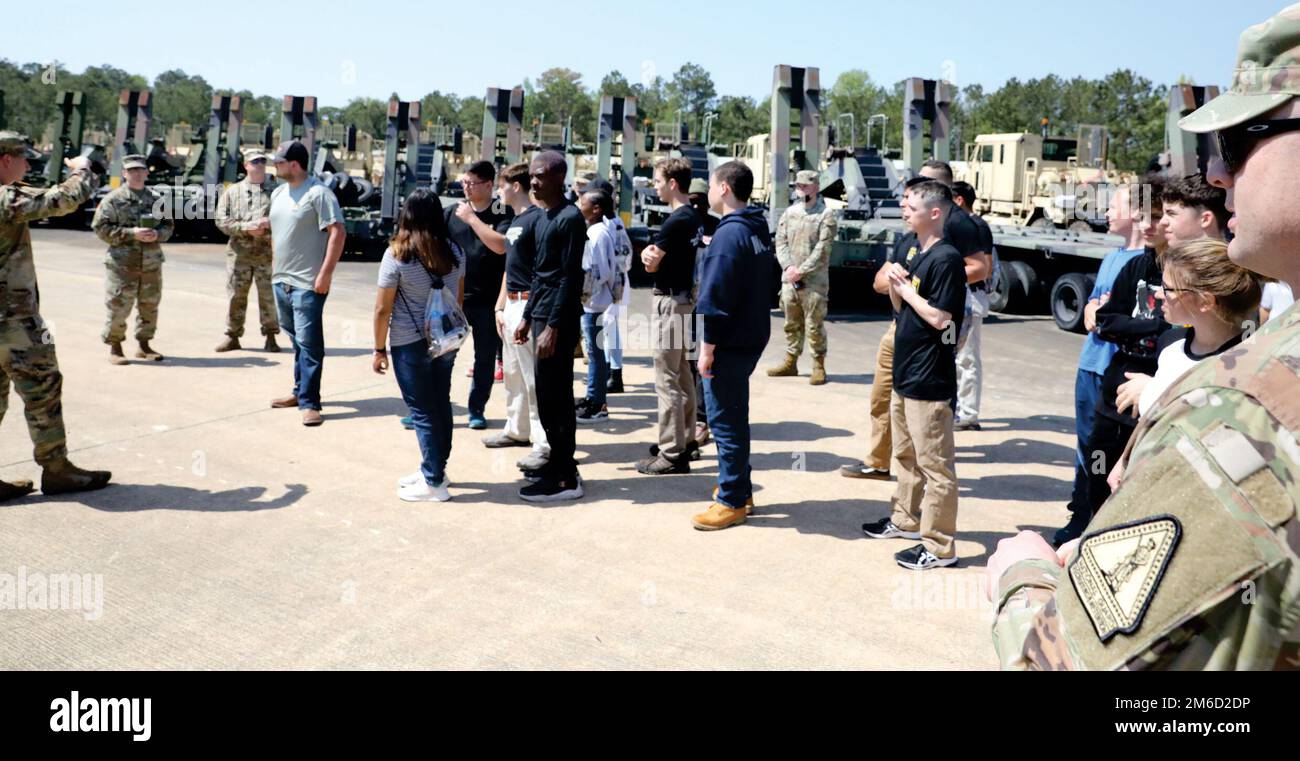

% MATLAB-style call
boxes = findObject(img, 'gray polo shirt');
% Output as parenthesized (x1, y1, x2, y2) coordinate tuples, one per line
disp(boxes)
(270, 177, 344, 289)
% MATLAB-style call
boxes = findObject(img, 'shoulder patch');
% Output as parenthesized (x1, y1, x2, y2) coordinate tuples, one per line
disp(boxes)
(1069, 516, 1182, 642)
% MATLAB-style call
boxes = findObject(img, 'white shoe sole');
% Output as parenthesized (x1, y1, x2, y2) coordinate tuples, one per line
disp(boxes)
(518, 483, 584, 503)
(896, 555, 958, 570)
(863, 526, 922, 540)
(398, 485, 452, 502)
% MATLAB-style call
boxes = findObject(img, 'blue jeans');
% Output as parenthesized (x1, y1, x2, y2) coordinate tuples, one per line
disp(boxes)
(1069, 368, 1103, 514)
(392, 340, 455, 485)
(274, 283, 327, 410)
(582, 312, 610, 408)
(463, 302, 499, 416)
(703, 347, 762, 510)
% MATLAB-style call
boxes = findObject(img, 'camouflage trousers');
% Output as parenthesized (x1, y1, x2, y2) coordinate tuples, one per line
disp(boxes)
(780, 283, 828, 358)
(225, 251, 278, 338)
(0, 317, 67, 467)
(103, 249, 163, 343)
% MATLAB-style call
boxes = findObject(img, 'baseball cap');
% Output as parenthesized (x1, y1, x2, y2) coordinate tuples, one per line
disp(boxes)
(0, 131, 42, 160)
(271, 140, 310, 168)
(1180, 3, 1300, 133)
(121, 154, 148, 170)
(688, 178, 709, 195)
(795, 169, 820, 186)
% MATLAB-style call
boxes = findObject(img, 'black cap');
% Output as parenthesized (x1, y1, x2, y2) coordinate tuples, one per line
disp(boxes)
(272, 140, 309, 169)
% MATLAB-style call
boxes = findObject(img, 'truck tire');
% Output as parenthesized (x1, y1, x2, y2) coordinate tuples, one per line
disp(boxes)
(1006, 260, 1041, 313)
(1051, 272, 1092, 333)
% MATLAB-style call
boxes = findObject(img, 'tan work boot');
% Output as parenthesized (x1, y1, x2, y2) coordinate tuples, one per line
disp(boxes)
(766, 353, 799, 377)
(108, 342, 129, 366)
(215, 336, 241, 352)
(302, 409, 323, 427)
(712, 486, 754, 515)
(692, 502, 748, 531)
(264, 335, 280, 353)
(0, 478, 35, 502)
(136, 341, 164, 361)
(809, 355, 827, 386)
(270, 394, 299, 409)
(41, 459, 112, 495)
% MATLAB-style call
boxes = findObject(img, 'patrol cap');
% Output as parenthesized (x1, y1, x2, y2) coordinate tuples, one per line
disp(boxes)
(0, 131, 42, 160)
(243, 149, 268, 163)
(795, 169, 820, 186)
(121, 154, 148, 170)
(688, 178, 709, 195)
(1180, 3, 1300, 133)
(271, 140, 310, 168)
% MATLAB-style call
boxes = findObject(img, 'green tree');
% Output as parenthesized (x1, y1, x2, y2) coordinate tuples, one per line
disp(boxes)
(598, 71, 634, 98)
(712, 95, 766, 148)
(338, 96, 389, 137)
(152, 69, 213, 132)
(525, 68, 596, 143)
(824, 69, 890, 150)
(665, 62, 716, 136)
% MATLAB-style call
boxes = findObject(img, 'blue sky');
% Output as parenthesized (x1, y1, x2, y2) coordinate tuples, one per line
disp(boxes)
(31, 0, 1280, 107)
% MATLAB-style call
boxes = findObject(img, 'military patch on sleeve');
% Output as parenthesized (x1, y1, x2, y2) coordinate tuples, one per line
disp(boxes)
(1068, 516, 1182, 643)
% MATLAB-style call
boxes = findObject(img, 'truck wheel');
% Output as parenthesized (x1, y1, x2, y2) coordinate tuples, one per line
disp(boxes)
(1030, 215, 1055, 232)
(1006, 260, 1041, 313)
(988, 262, 1011, 313)
(1051, 272, 1092, 333)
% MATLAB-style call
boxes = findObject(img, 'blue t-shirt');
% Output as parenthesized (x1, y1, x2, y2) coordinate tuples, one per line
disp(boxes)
(377, 243, 464, 349)
(1077, 247, 1144, 375)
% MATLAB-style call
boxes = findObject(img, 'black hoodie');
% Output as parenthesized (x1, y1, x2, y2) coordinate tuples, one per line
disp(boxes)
(696, 207, 775, 351)
(1095, 246, 1170, 423)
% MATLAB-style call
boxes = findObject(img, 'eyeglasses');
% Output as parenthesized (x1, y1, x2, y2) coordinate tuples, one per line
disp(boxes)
(461, 178, 489, 189)
(1216, 118, 1300, 176)
(1156, 285, 1197, 297)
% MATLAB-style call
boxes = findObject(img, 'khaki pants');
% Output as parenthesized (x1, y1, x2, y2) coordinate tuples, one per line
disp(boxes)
(501, 298, 548, 456)
(866, 322, 895, 470)
(652, 295, 697, 459)
(889, 392, 958, 558)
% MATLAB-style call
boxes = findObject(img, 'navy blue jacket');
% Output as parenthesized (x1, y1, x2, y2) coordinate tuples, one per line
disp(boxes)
(696, 206, 774, 351)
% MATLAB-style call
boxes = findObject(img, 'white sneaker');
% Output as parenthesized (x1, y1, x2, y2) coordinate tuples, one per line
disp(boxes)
(398, 479, 451, 502)
(397, 470, 423, 488)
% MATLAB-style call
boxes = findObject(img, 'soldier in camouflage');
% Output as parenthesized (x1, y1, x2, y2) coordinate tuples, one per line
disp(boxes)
(0, 132, 112, 500)
(768, 169, 838, 385)
(214, 150, 280, 352)
(92, 154, 172, 365)
(988, 4, 1300, 670)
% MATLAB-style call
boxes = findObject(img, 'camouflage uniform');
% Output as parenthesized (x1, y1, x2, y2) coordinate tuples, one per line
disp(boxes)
(774, 196, 837, 358)
(0, 147, 94, 467)
(993, 6, 1300, 671)
(92, 184, 172, 343)
(214, 177, 278, 338)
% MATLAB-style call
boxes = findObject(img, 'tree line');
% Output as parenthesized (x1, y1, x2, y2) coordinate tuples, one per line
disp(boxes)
(1, 59, 1173, 171)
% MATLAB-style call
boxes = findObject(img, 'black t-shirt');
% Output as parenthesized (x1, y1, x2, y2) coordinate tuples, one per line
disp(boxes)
(888, 232, 920, 315)
(944, 206, 982, 259)
(445, 200, 513, 307)
(892, 241, 968, 401)
(1096, 249, 1169, 423)
(525, 202, 587, 328)
(968, 213, 993, 289)
(504, 205, 543, 293)
(652, 205, 701, 294)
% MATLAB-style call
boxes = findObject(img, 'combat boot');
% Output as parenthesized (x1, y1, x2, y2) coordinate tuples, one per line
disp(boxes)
(108, 342, 129, 366)
(41, 459, 112, 496)
(0, 478, 35, 502)
(766, 353, 799, 377)
(264, 335, 280, 353)
(136, 341, 164, 362)
(215, 336, 241, 352)
(809, 355, 827, 386)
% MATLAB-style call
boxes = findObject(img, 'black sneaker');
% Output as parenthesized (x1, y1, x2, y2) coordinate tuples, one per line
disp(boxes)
(606, 369, 624, 394)
(840, 462, 891, 480)
(894, 543, 958, 570)
(649, 440, 700, 461)
(519, 475, 584, 502)
(575, 397, 592, 412)
(861, 518, 922, 540)
(521, 468, 546, 483)
(1052, 509, 1093, 548)
(635, 454, 690, 475)
(955, 419, 982, 431)
(577, 403, 608, 424)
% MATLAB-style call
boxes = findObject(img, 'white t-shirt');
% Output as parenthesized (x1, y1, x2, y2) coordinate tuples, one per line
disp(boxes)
(1261, 281, 1295, 323)
(1138, 327, 1244, 417)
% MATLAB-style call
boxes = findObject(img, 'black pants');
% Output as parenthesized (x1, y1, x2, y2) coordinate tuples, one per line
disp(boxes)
(1067, 411, 1136, 517)
(533, 318, 581, 480)
(464, 302, 500, 416)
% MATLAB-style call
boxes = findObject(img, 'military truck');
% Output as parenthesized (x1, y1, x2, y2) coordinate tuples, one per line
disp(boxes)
(958, 126, 1128, 232)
